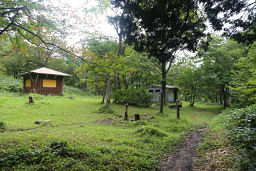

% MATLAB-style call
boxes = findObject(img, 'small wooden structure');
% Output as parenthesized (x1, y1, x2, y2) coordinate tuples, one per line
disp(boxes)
(18, 67, 71, 95)
(146, 85, 179, 103)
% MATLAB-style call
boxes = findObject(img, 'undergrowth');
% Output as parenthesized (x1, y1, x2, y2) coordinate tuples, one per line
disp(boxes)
(195, 104, 256, 171)
(0, 140, 87, 170)
(0, 75, 22, 92)
(224, 104, 256, 170)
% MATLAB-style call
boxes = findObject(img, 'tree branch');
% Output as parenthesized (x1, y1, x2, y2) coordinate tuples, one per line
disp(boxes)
(0, 11, 19, 35)
(15, 24, 86, 62)
(0, 6, 26, 16)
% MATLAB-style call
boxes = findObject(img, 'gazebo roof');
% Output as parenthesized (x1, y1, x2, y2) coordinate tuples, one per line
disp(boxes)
(19, 67, 71, 77)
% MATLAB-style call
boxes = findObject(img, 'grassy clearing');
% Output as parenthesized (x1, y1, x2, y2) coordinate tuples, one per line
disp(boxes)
(0, 91, 222, 170)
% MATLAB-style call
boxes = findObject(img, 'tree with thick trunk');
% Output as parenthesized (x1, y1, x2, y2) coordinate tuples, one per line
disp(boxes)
(105, 78, 113, 107)
(160, 62, 167, 113)
(112, 0, 206, 113)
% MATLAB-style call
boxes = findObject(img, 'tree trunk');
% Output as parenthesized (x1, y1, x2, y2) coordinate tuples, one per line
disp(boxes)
(130, 78, 134, 88)
(105, 78, 113, 107)
(160, 63, 167, 114)
(219, 92, 223, 105)
(192, 93, 195, 106)
(190, 90, 193, 106)
(190, 94, 193, 106)
(114, 77, 117, 90)
(185, 94, 189, 101)
(84, 81, 87, 90)
(189, 87, 196, 106)
(118, 34, 123, 56)
(123, 75, 129, 89)
(222, 87, 229, 108)
(114, 74, 121, 90)
(95, 85, 99, 95)
(101, 79, 107, 104)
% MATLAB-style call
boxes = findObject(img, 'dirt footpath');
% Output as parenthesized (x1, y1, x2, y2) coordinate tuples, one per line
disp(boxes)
(159, 128, 207, 171)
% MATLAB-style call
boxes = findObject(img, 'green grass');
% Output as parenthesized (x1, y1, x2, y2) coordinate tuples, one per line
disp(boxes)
(0, 90, 223, 170)
(194, 111, 238, 170)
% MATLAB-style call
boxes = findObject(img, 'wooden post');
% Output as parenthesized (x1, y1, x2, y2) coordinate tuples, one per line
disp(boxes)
(176, 100, 182, 119)
(125, 103, 128, 120)
(29, 96, 34, 104)
(134, 114, 140, 121)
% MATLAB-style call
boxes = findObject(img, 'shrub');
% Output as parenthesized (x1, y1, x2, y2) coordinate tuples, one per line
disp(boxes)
(136, 126, 167, 137)
(112, 88, 152, 107)
(0, 140, 86, 170)
(131, 120, 147, 127)
(0, 75, 22, 93)
(63, 85, 88, 96)
(224, 104, 256, 170)
(29, 93, 45, 100)
(98, 106, 114, 114)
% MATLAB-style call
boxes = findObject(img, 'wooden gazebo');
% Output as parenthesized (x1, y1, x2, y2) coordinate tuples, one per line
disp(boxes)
(19, 67, 71, 95)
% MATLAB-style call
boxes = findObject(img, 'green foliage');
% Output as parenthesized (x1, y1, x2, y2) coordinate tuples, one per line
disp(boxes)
(98, 106, 114, 114)
(29, 93, 46, 100)
(198, 37, 247, 107)
(131, 120, 147, 127)
(112, 0, 206, 113)
(230, 42, 256, 106)
(81, 38, 124, 86)
(0, 140, 86, 170)
(201, 0, 255, 44)
(112, 88, 152, 107)
(174, 61, 201, 106)
(121, 46, 161, 88)
(63, 85, 88, 96)
(197, 133, 225, 151)
(195, 127, 237, 170)
(224, 105, 256, 170)
(0, 75, 22, 92)
(136, 126, 167, 137)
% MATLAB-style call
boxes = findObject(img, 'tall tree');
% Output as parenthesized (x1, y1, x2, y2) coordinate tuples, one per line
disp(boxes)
(176, 62, 201, 106)
(199, 37, 247, 107)
(82, 38, 128, 107)
(230, 42, 256, 105)
(111, 0, 206, 113)
(120, 46, 160, 89)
